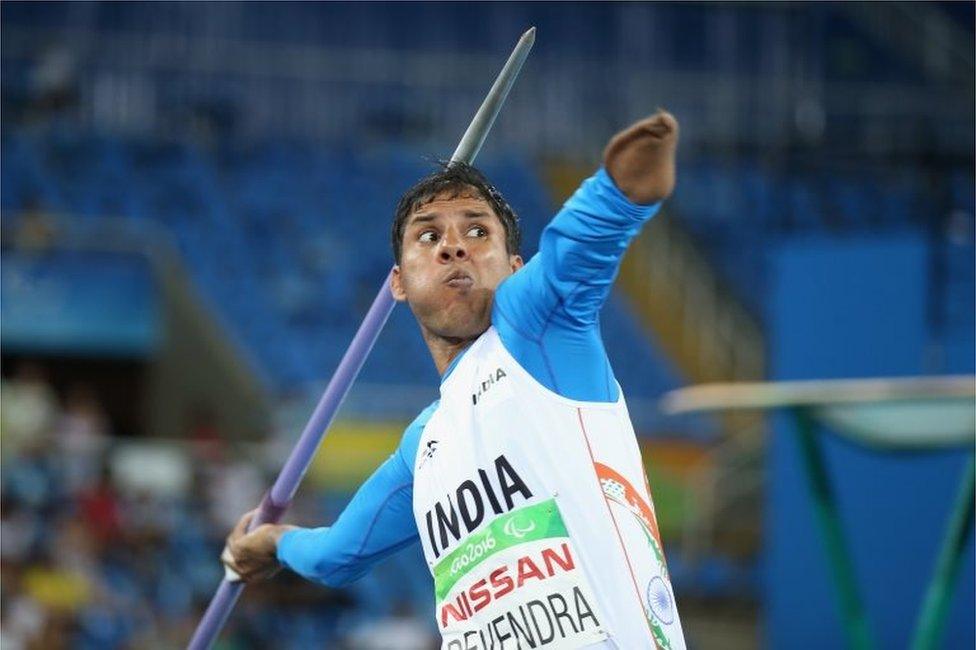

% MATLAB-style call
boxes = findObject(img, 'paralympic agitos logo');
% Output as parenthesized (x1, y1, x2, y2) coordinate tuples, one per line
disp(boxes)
(425, 454, 532, 558)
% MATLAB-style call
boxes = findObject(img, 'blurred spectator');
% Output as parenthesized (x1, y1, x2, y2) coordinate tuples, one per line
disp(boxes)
(76, 467, 121, 545)
(1, 362, 58, 458)
(0, 360, 422, 647)
(57, 384, 110, 495)
(1, 571, 47, 649)
(22, 551, 92, 617)
(28, 43, 78, 116)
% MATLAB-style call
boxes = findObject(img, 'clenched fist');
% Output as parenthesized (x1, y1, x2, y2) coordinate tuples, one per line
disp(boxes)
(221, 509, 295, 583)
(603, 110, 679, 205)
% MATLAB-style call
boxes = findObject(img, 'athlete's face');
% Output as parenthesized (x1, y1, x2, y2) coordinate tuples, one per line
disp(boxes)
(391, 190, 523, 341)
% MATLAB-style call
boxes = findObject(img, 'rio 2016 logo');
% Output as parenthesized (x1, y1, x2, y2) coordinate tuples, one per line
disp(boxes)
(503, 513, 536, 539)
(449, 532, 496, 575)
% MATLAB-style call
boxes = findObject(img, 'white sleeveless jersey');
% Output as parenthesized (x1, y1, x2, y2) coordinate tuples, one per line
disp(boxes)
(412, 327, 686, 650)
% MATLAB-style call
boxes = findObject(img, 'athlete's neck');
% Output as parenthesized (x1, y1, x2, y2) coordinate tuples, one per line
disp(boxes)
(422, 327, 483, 375)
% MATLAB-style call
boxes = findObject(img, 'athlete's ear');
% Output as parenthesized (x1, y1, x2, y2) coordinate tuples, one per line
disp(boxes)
(390, 265, 408, 302)
(509, 255, 524, 273)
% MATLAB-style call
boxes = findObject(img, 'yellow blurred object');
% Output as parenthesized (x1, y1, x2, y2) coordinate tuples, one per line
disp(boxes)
(22, 566, 91, 613)
(308, 420, 406, 490)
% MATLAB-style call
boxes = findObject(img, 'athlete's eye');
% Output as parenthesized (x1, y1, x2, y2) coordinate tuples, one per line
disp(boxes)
(467, 225, 487, 238)
(418, 230, 439, 244)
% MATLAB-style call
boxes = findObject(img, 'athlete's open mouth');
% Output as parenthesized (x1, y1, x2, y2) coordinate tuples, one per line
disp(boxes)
(444, 269, 474, 289)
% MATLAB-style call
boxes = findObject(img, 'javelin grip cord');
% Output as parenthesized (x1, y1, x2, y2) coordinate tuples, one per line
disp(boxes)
(186, 27, 535, 650)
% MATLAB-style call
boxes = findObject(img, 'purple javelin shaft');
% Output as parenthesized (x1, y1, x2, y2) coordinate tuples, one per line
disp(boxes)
(187, 27, 535, 650)
(187, 281, 396, 650)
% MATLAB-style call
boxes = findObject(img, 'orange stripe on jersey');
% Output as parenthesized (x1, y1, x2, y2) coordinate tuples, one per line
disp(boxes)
(593, 462, 664, 552)
(577, 409, 661, 649)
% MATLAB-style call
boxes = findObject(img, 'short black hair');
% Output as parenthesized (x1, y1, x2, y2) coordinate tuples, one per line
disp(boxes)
(391, 161, 520, 263)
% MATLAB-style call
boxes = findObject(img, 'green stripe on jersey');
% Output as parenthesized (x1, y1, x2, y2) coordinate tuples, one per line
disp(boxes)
(433, 498, 567, 602)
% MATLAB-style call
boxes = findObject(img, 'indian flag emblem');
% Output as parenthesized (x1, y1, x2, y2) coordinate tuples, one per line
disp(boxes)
(646, 575, 675, 625)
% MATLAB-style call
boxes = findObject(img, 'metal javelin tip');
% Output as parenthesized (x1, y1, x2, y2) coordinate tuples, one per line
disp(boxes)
(450, 28, 535, 164)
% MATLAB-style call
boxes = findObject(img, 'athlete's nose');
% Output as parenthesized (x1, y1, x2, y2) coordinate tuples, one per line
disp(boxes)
(438, 230, 467, 261)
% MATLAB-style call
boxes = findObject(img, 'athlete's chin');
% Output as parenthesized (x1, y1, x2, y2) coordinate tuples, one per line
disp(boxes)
(409, 288, 493, 337)
(428, 303, 491, 340)
(433, 313, 490, 340)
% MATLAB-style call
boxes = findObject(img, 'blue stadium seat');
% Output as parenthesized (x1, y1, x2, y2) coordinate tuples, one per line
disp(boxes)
(12, 134, 963, 408)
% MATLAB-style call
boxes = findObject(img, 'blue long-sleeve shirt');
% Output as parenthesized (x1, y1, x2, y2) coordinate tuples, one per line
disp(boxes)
(276, 167, 660, 585)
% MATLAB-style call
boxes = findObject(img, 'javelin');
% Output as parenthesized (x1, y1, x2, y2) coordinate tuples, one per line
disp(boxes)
(186, 27, 536, 650)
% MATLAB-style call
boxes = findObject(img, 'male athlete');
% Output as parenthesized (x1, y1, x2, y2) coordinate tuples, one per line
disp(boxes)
(223, 110, 686, 649)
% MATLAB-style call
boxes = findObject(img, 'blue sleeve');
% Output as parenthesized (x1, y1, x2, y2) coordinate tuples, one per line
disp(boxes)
(493, 167, 660, 402)
(275, 402, 437, 587)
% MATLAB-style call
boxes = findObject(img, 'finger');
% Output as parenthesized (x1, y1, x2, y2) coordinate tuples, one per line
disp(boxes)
(230, 509, 256, 541)
(229, 522, 264, 554)
(252, 565, 282, 582)
(221, 546, 243, 583)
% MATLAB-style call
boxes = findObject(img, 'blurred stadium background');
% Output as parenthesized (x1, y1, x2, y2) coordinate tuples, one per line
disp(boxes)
(1, 2, 973, 648)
